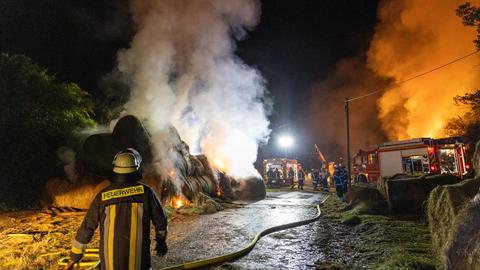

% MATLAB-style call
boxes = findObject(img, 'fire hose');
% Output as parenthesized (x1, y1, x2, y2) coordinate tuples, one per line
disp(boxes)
(58, 196, 329, 270)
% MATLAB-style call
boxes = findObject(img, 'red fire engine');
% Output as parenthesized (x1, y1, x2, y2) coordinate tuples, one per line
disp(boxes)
(353, 137, 471, 182)
(262, 158, 300, 187)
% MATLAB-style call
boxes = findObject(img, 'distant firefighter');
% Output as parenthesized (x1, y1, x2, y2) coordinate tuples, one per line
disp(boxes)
(266, 167, 274, 187)
(312, 169, 320, 190)
(288, 167, 295, 190)
(68, 148, 168, 270)
(320, 165, 329, 192)
(333, 165, 345, 202)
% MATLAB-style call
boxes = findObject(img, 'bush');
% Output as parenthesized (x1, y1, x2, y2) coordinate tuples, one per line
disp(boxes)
(0, 53, 94, 208)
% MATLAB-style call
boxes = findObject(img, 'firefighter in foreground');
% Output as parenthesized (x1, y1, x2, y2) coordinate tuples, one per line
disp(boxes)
(68, 148, 168, 270)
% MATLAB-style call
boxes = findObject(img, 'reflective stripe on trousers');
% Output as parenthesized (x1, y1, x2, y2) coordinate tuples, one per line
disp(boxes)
(129, 203, 144, 270)
(103, 204, 116, 270)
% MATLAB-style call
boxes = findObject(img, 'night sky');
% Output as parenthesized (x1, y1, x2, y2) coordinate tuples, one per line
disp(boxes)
(0, 0, 381, 169)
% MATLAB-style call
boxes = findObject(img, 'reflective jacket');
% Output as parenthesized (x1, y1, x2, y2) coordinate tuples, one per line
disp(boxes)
(71, 182, 167, 270)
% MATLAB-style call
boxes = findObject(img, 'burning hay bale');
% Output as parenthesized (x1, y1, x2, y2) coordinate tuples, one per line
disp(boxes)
(384, 174, 460, 214)
(426, 178, 480, 268)
(43, 115, 263, 210)
(344, 184, 388, 215)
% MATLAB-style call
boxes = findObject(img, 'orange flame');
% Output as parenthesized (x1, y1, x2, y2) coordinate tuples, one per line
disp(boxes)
(170, 195, 190, 209)
(369, 0, 480, 140)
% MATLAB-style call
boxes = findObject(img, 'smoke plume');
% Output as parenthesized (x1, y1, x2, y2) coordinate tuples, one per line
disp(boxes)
(369, 0, 480, 140)
(310, 0, 480, 157)
(117, 0, 270, 180)
(308, 57, 390, 157)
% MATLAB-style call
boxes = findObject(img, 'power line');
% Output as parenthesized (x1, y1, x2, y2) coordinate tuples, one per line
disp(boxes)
(348, 50, 480, 102)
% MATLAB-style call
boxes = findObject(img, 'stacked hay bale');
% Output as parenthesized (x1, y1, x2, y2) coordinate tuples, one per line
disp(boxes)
(384, 174, 460, 214)
(42, 115, 224, 209)
(427, 140, 480, 269)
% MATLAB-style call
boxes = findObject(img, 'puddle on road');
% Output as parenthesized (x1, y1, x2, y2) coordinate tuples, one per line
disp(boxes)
(153, 192, 327, 270)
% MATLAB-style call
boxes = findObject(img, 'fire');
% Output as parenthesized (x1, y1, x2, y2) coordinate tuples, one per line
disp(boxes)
(170, 195, 189, 209)
(213, 158, 226, 172)
(369, 0, 480, 140)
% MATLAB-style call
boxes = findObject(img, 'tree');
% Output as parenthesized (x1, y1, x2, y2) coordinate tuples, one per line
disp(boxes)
(445, 4, 480, 154)
(0, 53, 95, 208)
(457, 2, 480, 49)
(445, 92, 480, 147)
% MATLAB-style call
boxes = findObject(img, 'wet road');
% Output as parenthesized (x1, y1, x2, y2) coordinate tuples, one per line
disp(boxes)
(153, 191, 328, 270)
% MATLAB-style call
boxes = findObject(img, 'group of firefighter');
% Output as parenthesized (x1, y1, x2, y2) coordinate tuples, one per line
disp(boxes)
(265, 164, 349, 201)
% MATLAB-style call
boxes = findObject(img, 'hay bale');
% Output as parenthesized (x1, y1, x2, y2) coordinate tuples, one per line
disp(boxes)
(42, 177, 109, 209)
(190, 156, 205, 177)
(111, 115, 153, 162)
(233, 177, 266, 200)
(472, 140, 480, 177)
(344, 184, 388, 215)
(386, 174, 460, 214)
(427, 178, 480, 267)
(80, 115, 153, 177)
(445, 198, 480, 269)
(81, 133, 117, 177)
(376, 176, 388, 199)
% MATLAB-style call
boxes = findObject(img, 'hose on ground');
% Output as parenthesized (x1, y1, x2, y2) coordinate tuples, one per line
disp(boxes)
(161, 196, 329, 270)
(57, 195, 329, 270)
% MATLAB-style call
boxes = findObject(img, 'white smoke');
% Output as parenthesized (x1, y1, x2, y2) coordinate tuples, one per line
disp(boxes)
(117, 0, 270, 180)
(57, 147, 78, 182)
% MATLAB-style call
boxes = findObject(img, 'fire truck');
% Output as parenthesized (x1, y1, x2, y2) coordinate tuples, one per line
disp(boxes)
(262, 158, 300, 187)
(353, 137, 471, 182)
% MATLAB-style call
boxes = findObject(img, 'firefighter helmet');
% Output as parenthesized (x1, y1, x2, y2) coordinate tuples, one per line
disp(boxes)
(112, 148, 142, 174)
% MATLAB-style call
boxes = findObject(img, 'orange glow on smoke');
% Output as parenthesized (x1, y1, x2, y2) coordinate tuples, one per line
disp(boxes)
(213, 158, 226, 172)
(368, 0, 480, 140)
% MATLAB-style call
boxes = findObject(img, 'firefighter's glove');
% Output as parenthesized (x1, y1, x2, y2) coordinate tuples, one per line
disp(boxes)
(69, 251, 83, 264)
(156, 239, 168, 256)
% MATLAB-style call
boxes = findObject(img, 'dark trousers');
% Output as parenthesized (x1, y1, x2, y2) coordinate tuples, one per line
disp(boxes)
(298, 180, 304, 189)
(335, 185, 344, 201)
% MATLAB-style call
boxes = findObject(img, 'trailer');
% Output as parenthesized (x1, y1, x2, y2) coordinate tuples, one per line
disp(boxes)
(353, 137, 471, 181)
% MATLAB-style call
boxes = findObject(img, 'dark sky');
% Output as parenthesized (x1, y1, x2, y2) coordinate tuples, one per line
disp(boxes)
(238, 0, 381, 168)
(0, 0, 381, 168)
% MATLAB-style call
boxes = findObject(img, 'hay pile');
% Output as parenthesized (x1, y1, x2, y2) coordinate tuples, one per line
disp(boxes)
(472, 140, 480, 177)
(344, 184, 388, 215)
(41, 177, 109, 209)
(385, 174, 460, 214)
(427, 178, 480, 269)
(42, 115, 266, 209)
(425, 140, 480, 269)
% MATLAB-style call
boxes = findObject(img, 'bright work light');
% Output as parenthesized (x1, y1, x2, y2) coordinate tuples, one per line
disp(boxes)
(278, 135, 294, 148)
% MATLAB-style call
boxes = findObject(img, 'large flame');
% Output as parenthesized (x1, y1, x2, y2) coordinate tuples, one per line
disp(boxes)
(368, 0, 480, 140)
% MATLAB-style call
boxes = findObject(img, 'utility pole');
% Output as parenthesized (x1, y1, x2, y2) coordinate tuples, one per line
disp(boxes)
(344, 98, 351, 184)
